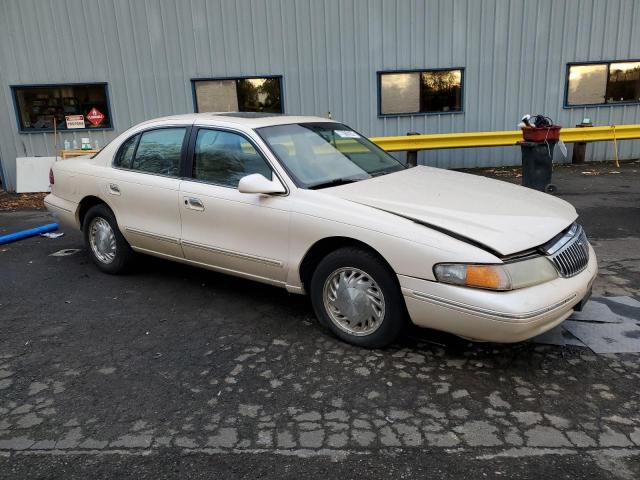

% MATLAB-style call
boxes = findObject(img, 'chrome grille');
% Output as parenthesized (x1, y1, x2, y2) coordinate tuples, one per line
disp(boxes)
(546, 226, 590, 278)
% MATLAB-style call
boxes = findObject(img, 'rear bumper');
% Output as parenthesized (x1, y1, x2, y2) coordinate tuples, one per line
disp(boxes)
(400, 245, 598, 342)
(44, 194, 80, 230)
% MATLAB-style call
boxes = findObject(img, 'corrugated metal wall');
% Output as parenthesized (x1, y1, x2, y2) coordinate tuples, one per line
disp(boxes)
(1, 0, 639, 191)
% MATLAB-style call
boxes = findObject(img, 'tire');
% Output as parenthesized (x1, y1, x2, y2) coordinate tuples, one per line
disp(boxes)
(309, 247, 406, 348)
(83, 203, 134, 274)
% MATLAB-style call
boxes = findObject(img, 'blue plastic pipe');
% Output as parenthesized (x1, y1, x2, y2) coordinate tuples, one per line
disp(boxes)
(0, 223, 59, 245)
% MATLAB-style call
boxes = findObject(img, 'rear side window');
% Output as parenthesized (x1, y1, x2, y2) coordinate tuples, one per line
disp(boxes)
(193, 129, 272, 187)
(129, 128, 186, 176)
(114, 134, 139, 168)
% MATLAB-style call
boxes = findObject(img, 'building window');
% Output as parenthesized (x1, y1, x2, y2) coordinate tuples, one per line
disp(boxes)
(378, 69, 463, 116)
(566, 61, 640, 106)
(11, 83, 112, 132)
(192, 76, 283, 114)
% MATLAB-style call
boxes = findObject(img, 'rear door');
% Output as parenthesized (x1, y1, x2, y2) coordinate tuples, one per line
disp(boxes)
(179, 126, 291, 284)
(105, 126, 188, 258)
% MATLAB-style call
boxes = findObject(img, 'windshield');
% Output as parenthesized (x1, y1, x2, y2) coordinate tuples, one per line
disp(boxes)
(257, 122, 405, 188)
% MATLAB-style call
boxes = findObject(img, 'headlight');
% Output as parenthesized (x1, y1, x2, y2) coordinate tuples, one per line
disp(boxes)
(434, 257, 558, 291)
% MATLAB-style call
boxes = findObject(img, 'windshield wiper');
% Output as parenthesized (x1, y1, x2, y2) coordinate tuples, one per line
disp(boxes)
(307, 177, 367, 189)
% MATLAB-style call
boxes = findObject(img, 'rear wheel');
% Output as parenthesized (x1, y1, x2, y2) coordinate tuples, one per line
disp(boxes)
(83, 204, 133, 274)
(310, 247, 406, 348)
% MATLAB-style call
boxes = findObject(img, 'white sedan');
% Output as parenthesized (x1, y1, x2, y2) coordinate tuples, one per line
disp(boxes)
(45, 113, 597, 348)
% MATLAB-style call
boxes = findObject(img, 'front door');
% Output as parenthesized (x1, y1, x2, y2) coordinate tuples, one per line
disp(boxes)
(180, 127, 290, 284)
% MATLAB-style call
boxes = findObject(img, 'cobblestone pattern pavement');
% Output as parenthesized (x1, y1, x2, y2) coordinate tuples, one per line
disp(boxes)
(2, 336, 640, 460)
(0, 217, 639, 478)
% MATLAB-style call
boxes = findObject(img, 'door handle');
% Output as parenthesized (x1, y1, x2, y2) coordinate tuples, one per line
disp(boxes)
(184, 196, 205, 211)
(108, 183, 121, 195)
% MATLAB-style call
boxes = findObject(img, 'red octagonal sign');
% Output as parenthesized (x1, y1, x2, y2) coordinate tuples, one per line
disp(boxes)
(86, 107, 105, 127)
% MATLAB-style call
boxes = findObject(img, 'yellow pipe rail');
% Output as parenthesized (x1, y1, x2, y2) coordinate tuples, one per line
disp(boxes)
(370, 124, 640, 152)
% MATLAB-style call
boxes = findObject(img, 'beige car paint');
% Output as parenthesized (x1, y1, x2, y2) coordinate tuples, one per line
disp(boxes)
(180, 178, 291, 283)
(45, 113, 597, 343)
(322, 166, 577, 256)
(106, 169, 183, 258)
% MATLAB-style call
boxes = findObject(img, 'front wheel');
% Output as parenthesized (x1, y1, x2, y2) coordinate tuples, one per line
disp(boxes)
(310, 247, 406, 348)
(83, 204, 134, 274)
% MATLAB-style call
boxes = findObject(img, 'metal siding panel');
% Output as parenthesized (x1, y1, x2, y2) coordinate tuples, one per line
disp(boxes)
(279, 0, 299, 114)
(368, 0, 383, 135)
(0, 3, 17, 189)
(310, 0, 329, 117)
(295, 0, 315, 114)
(1, 0, 640, 191)
(234, 0, 256, 75)
(145, 0, 173, 116)
(159, 0, 187, 114)
(250, 0, 269, 75)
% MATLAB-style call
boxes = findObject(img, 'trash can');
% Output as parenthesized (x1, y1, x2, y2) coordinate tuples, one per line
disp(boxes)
(519, 141, 557, 193)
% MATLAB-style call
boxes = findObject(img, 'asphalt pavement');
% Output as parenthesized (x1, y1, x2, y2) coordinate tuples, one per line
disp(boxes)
(1, 163, 639, 479)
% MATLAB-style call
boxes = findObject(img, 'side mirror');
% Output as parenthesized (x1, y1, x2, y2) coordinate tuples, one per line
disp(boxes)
(238, 173, 286, 195)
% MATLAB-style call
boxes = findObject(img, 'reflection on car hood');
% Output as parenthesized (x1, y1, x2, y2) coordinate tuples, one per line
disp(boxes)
(322, 166, 577, 256)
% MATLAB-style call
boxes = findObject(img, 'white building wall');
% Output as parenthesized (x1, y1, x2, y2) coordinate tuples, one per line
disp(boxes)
(1, 0, 639, 191)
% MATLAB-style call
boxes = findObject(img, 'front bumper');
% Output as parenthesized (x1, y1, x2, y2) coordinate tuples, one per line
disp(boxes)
(400, 244, 598, 342)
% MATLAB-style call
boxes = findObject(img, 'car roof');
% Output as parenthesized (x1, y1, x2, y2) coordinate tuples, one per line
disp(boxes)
(146, 112, 338, 129)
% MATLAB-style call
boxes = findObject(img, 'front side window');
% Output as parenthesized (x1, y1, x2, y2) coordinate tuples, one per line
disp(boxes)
(566, 61, 640, 106)
(12, 83, 112, 132)
(192, 77, 283, 114)
(193, 129, 272, 187)
(379, 69, 463, 115)
(258, 122, 405, 189)
(129, 128, 186, 176)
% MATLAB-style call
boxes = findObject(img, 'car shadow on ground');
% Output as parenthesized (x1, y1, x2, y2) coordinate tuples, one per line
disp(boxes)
(133, 251, 544, 357)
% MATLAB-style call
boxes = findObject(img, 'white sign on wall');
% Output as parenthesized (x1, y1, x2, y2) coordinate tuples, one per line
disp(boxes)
(65, 115, 85, 129)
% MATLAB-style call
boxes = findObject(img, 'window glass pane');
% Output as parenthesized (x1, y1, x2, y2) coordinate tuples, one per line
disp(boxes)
(193, 129, 272, 187)
(259, 123, 404, 188)
(194, 80, 239, 112)
(421, 70, 462, 112)
(13, 84, 112, 132)
(131, 128, 186, 176)
(606, 62, 640, 103)
(115, 134, 139, 169)
(237, 78, 282, 113)
(380, 73, 420, 114)
(567, 64, 608, 105)
(194, 77, 283, 113)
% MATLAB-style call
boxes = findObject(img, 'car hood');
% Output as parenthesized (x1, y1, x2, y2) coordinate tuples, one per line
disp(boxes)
(322, 166, 577, 256)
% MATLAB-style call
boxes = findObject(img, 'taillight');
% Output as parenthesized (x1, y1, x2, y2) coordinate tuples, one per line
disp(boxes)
(49, 168, 55, 185)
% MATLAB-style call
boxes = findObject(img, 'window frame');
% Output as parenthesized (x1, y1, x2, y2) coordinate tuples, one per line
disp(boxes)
(184, 125, 289, 195)
(190, 75, 285, 114)
(112, 125, 192, 179)
(10, 82, 114, 133)
(564, 60, 640, 108)
(376, 68, 465, 117)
